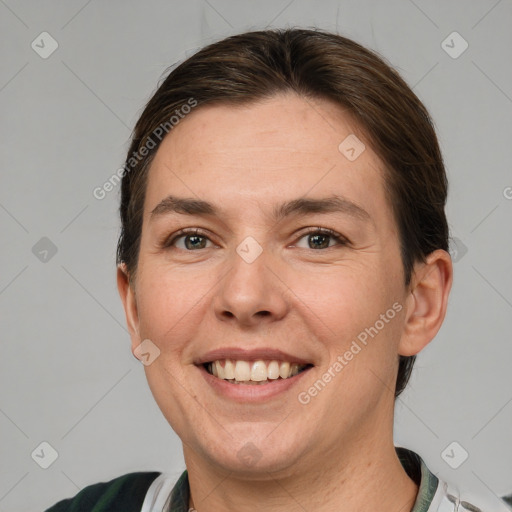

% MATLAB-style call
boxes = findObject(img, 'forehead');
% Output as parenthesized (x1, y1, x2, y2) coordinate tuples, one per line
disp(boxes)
(158, 94, 365, 163)
(144, 94, 390, 223)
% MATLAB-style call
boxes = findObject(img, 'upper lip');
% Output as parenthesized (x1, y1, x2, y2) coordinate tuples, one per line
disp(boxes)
(194, 347, 313, 366)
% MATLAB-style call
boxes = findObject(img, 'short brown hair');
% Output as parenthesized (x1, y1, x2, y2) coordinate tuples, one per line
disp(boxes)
(117, 28, 449, 398)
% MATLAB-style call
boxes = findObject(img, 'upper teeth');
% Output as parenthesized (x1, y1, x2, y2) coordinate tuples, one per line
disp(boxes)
(208, 359, 306, 382)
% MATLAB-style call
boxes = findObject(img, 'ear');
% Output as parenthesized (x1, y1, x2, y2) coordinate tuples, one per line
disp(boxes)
(117, 263, 142, 355)
(398, 249, 453, 357)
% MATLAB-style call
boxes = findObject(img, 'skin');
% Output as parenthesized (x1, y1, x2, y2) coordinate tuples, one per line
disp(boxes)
(118, 93, 453, 512)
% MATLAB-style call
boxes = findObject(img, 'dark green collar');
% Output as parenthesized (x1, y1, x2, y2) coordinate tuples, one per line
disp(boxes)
(396, 447, 439, 511)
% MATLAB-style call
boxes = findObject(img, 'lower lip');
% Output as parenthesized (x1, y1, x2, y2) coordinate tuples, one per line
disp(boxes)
(197, 364, 312, 402)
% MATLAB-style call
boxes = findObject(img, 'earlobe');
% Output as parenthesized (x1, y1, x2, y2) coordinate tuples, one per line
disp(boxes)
(116, 264, 141, 351)
(398, 249, 453, 357)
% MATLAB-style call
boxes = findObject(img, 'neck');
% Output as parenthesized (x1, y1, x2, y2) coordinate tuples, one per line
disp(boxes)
(184, 431, 418, 512)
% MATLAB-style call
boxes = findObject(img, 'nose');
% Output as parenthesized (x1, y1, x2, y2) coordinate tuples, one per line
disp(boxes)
(213, 243, 289, 327)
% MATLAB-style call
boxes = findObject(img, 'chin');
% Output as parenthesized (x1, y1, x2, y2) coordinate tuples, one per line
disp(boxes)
(191, 425, 307, 478)
(208, 448, 302, 479)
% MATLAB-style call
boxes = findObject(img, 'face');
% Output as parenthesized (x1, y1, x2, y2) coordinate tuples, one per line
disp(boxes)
(120, 94, 414, 476)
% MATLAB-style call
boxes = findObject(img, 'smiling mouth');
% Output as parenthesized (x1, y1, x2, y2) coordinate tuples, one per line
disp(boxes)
(203, 359, 313, 385)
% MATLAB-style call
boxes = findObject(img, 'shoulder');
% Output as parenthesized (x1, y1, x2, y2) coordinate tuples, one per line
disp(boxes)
(44, 471, 161, 512)
(435, 480, 512, 512)
(396, 447, 511, 512)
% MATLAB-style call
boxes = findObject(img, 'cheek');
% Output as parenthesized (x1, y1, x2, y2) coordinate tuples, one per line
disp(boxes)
(135, 264, 213, 350)
(293, 260, 388, 326)
(291, 260, 405, 371)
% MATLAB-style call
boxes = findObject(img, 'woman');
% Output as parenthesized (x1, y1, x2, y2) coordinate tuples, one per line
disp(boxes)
(46, 28, 506, 512)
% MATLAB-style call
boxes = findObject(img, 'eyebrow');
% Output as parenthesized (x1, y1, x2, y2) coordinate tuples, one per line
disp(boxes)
(150, 194, 371, 223)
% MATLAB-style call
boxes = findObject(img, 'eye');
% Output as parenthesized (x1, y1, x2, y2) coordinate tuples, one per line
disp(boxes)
(294, 228, 348, 250)
(162, 227, 349, 251)
(164, 228, 214, 250)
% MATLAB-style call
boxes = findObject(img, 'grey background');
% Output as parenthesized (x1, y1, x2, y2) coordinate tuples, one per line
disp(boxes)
(1, 1, 511, 511)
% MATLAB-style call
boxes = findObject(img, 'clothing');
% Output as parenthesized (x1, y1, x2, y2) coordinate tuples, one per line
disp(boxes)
(44, 471, 161, 512)
(45, 448, 509, 511)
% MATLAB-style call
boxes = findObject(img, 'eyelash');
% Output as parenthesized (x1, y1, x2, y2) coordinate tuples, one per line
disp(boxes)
(162, 227, 349, 250)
